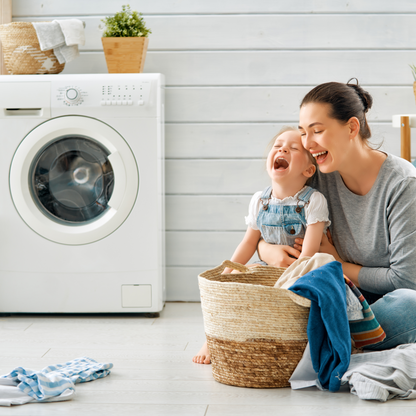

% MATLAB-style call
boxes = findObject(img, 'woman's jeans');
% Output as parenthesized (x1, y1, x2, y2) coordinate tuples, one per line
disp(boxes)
(363, 288, 416, 351)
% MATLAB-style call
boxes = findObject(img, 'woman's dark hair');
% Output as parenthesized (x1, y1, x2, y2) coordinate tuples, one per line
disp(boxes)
(300, 78, 373, 142)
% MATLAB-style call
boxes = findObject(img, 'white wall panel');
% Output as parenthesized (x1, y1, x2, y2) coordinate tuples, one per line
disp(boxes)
(166, 196, 251, 231)
(166, 231, 256, 267)
(13, 0, 416, 16)
(165, 87, 415, 122)
(17, 15, 416, 51)
(165, 123, 398, 159)
(166, 160, 269, 195)
(11, 1, 416, 301)
(166, 123, 279, 158)
(66, 51, 416, 86)
(166, 267, 203, 302)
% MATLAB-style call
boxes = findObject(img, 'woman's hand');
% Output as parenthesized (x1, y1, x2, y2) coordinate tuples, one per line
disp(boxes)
(295, 230, 342, 262)
(297, 231, 362, 285)
(320, 230, 343, 262)
(257, 239, 300, 268)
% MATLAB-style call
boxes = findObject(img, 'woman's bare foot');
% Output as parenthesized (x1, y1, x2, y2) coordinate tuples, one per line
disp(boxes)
(192, 341, 211, 364)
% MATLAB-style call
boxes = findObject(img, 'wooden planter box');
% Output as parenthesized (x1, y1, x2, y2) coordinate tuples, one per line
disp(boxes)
(102, 37, 149, 73)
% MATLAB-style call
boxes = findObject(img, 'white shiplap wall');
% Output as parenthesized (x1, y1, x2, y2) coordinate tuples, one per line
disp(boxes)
(12, 0, 416, 300)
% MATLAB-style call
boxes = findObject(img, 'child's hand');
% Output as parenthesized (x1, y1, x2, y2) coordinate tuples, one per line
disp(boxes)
(257, 240, 300, 267)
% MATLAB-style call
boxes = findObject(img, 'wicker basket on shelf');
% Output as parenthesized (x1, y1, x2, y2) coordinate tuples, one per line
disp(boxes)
(198, 260, 310, 388)
(0, 22, 65, 74)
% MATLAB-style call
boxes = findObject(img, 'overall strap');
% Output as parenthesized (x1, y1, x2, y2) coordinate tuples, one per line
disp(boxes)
(259, 186, 273, 211)
(297, 186, 316, 204)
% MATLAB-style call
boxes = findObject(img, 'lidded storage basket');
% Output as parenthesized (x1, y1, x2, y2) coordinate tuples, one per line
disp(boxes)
(0, 22, 65, 74)
(198, 260, 310, 388)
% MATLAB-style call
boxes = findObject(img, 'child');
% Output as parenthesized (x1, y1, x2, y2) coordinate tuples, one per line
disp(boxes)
(193, 126, 330, 364)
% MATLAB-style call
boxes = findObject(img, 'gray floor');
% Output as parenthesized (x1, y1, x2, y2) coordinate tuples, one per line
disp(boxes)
(0, 302, 415, 415)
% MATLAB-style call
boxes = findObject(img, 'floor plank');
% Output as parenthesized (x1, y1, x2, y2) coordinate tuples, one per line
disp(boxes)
(0, 302, 414, 414)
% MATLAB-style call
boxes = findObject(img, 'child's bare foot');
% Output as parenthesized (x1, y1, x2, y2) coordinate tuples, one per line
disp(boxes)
(192, 341, 211, 364)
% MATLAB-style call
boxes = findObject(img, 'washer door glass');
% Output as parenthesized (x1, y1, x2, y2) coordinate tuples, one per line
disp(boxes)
(31, 135, 115, 224)
(10, 115, 139, 245)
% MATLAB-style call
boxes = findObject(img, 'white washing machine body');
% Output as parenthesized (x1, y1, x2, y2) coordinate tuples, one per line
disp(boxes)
(0, 74, 165, 313)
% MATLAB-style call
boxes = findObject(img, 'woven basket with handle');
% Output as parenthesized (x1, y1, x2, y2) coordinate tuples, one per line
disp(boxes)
(198, 260, 310, 388)
(0, 22, 65, 74)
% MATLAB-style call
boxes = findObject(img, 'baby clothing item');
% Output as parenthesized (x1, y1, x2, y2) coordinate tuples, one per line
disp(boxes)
(245, 185, 330, 248)
(32, 19, 85, 64)
(276, 254, 363, 319)
(276, 253, 336, 290)
(344, 276, 386, 348)
(0, 357, 113, 406)
(276, 254, 385, 347)
(288, 261, 351, 392)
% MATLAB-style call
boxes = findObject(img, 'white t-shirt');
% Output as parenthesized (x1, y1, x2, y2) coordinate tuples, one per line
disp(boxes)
(245, 186, 331, 231)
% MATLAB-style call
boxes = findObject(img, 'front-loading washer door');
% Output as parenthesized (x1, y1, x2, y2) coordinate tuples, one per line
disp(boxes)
(10, 116, 139, 245)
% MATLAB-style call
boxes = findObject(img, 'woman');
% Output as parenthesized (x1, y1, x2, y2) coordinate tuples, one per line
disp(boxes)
(259, 79, 416, 351)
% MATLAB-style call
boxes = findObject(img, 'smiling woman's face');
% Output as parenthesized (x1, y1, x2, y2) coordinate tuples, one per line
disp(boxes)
(298, 102, 352, 174)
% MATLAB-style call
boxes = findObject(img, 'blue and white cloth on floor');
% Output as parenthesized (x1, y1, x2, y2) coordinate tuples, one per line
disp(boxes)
(0, 357, 113, 406)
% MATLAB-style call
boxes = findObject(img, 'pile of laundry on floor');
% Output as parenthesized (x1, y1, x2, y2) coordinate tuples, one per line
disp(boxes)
(0, 357, 113, 406)
(276, 253, 416, 401)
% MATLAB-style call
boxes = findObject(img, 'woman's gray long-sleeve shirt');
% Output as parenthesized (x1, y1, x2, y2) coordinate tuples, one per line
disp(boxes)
(310, 153, 416, 294)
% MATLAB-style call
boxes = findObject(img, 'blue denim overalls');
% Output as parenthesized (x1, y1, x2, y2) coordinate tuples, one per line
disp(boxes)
(256, 185, 316, 247)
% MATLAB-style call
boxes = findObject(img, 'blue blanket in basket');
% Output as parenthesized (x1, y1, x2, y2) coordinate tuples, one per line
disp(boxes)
(288, 261, 351, 392)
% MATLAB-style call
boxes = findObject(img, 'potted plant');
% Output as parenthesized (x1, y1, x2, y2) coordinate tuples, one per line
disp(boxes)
(101, 4, 151, 73)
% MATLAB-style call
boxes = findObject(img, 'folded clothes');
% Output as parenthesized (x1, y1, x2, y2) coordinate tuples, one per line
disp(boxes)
(32, 19, 85, 64)
(0, 357, 113, 406)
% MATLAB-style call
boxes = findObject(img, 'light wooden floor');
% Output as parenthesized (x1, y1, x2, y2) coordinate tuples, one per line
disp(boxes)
(0, 302, 415, 415)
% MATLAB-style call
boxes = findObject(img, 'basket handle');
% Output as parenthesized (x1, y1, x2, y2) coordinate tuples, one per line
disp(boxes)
(220, 260, 250, 273)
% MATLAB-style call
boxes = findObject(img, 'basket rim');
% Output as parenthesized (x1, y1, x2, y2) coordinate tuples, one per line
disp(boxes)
(198, 275, 311, 308)
(198, 273, 285, 289)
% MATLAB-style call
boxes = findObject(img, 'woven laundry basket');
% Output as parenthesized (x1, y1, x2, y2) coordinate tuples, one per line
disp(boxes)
(198, 260, 310, 388)
(0, 22, 65, 74)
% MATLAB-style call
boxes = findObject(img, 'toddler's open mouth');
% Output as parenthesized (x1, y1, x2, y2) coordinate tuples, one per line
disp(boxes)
(274, 157, 289, 171)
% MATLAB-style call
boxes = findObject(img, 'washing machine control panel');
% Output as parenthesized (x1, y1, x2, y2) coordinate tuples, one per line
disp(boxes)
(53, 82, 151, 108)
(99, 82, 151, 107)
(55, 86, 87, 106)
(51, 77, 160, 117)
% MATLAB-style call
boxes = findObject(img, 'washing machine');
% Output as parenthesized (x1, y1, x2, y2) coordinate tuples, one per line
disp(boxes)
(0, 73, 165, 313)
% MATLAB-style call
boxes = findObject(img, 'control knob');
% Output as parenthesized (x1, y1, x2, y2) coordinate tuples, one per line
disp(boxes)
(64, 87, 82, 105)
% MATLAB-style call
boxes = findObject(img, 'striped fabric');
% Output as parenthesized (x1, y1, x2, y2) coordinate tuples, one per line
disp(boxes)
(341, 343, 416, 401)
(0, 357, 113, 401)
(344, 276, 386, 348)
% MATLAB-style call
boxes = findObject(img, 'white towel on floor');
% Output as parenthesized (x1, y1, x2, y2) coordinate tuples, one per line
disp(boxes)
(32, 19, 85, 64)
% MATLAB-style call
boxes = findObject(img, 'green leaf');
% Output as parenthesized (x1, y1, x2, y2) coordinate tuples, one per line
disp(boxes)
(101, 4, 152, 37)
